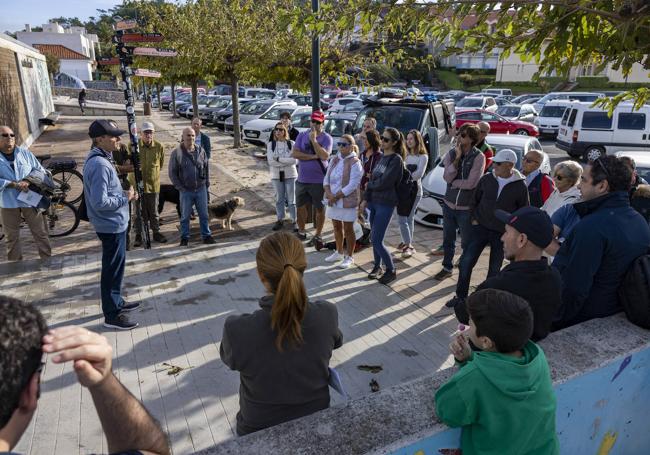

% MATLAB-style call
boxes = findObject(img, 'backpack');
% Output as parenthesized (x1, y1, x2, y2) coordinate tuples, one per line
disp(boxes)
(271, 139, 293, 153)
(618, 253, 650, 329)
(395, 159, 418, 216)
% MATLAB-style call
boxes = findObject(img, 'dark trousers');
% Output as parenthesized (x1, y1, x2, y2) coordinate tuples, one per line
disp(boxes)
(97, 230, 127, 318)
(455, 224, 504, 299)
(442, 204, 472, 271)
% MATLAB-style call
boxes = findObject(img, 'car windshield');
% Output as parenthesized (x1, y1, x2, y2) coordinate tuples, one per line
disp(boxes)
(241, 101, 273, 115)
(208, 98, 229, 108)
(341, 102, 364, 112)
(540, 105, 567, 117)
(496, 106, 521, 117)
(456, 97, 484, 107)
(354, 106, 425, 135)
(636, 165, 650, 183)
(197, 95, 209, 104)
(325, 118, 353, 137)
(261, 107, 294, 120)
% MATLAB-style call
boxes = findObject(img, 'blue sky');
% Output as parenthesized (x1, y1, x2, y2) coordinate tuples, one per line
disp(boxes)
(1, 0, 123, 33)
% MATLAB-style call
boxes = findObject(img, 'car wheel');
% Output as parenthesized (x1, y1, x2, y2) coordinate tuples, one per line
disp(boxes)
(583, 146, 605, 162)
(514, 129, 529, 135)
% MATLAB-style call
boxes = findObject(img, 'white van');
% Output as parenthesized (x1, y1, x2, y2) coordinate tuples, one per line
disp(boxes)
(556, 102, 650, 161)
(534, 100, 572, 137)
(533, 91, 605, 113)
(482, 88, 513, 97)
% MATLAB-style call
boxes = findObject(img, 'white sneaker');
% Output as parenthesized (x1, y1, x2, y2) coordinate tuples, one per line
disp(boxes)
(325, 251, 343, 262)
(338, 256, 354, 269)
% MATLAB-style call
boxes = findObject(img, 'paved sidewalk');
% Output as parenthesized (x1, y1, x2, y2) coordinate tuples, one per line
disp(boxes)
(8, 112, 493, 454)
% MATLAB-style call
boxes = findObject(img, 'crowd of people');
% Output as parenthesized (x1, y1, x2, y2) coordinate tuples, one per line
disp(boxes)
(1, 105, 650, 455)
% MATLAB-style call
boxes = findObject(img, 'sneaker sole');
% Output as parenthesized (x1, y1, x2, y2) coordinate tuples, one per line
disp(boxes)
(103, 321, 139, 330)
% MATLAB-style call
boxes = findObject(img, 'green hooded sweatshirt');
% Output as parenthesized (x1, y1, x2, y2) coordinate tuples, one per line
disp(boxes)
(434, 341, 559, 455)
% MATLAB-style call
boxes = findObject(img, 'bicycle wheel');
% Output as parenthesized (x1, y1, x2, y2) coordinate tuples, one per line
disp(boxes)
(51, 169, 84, 205)
(47, 201, 80, 237)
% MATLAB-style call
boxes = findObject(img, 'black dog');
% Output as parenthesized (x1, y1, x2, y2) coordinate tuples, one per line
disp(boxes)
(158, 184, 181, 217)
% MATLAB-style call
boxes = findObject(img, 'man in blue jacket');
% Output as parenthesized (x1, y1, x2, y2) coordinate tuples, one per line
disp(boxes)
(0, 126, 52, 261)
(553, 156, 650, 330)
(83, 120, 139, 330)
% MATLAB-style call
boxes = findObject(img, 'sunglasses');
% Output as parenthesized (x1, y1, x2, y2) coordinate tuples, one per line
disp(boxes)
(1, 133, 15, 138)
(337, 142, 351, 147)
(311, 120, 322, 125)
(274, 128, 285, 132)
(381, 136, 392, 143)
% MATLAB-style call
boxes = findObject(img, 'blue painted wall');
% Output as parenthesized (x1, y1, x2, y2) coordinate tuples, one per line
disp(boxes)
(390, 348, 650, 455)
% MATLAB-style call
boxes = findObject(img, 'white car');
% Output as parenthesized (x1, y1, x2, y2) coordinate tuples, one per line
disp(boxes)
(327, 96, 362, 113)
(415, 134, 549, 228)
(242, 106, 311, 146)
(534, 100, 572, 137)
(224, 100, 297, 134)
(455, 96, 498, 113)
(615, 151, 650, 183)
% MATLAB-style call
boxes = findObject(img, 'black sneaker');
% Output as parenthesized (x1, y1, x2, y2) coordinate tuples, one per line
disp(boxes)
(133, 236, 143, 248)
(368, 266, 383, 280)
(153, 232, 168, 243)
(120, 301, 141, 312)
(306, 235, 322, 248)
(296, 231, 308, 241)
(103, 313, 138, 330)
(203, 236, 217, 245)
(434, 268, 453, 281)
(378, 269, 397, 285)
(445, 296, 464, 308)
(180, 238, 189, 247)
(272, 220, 283, 231)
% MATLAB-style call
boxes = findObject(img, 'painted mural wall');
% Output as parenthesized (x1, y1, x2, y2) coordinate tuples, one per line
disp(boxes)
(390, 348, 650, 455)
(16, 52, 54, 135)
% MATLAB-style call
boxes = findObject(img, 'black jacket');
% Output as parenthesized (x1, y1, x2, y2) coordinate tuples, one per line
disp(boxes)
(471, 170, 530, 232)
(365, 153, 403, 207)
(552, 191, 650, 330)
(455, 258, 562, 341)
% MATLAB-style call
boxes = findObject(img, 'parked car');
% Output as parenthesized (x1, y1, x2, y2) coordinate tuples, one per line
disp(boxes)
(533, 100, 572, 137)
(496, 104, 538, 123)
(494, 96, 515, 106)
(327, 96, 363, 113)
(170, 92, 192, 112)
(455, 96, 498, 113)
(455, 109, 539, 136)
(615, 151, 650, 183)
(438, 90, 474, 103)
(415, 134, 549, 228)
(199, 96, 231, 124)
(510, 93, 545, 105)
(291, 94, 331, 111)
(225, 99, 297, 134)
(183, 95, 219, 118)
(177, 95, 211, 118)
(212, 98, 255, 130)
(556, 101, 650, 161)
(533, 91, 605, 114)
(243, 106, 311, 146)
(482, 88, 513, 97)
(239, 87, 276, 99)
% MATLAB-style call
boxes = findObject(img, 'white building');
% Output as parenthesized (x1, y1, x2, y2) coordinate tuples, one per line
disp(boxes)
(16, 22, 99, 81)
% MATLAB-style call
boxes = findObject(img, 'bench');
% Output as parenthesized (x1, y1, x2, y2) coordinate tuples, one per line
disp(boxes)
(39, 112, 61, 126)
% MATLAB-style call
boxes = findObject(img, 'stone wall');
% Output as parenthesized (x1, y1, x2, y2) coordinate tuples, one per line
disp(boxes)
(0, 48, 30, 144)
(55, 87, 125, 104)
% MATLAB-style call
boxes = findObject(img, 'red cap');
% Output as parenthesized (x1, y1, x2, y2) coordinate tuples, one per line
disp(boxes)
(310, 110, 325, 123)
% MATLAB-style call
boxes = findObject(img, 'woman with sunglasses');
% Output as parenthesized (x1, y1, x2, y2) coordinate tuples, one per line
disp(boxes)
(397, 130, 429, 258)
(541, 160, 582, 217)
(360, 127, 407, 284)
(323, 135, 363, 269)
(267, 122, 298, 231)
(359, 130, 383, 225)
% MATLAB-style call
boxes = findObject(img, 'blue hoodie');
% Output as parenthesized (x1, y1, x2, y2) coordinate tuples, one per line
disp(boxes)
(83, 147, 129, 233)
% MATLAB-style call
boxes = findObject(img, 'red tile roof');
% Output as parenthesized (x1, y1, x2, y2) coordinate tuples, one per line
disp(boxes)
(33, 44, 90, 60)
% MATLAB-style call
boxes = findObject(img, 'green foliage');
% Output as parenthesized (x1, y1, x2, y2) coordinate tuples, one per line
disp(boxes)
(44, 54, 60, 76)
(576, 76, 611, 88)
(435, 69, 463, 89)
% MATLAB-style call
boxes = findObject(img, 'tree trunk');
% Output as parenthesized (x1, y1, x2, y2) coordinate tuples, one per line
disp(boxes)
(230, 75, 241, 148)
(157, 83, 162, 111)
(171, 81, 177, 118)
(191, 79, 199, 120)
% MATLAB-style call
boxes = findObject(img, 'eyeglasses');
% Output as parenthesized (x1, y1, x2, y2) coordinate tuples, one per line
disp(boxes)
(1, 133, 15, 138)
(274, 128, 285, 132)
(381, 136, 391, 143)
(337, 142, 351, 147)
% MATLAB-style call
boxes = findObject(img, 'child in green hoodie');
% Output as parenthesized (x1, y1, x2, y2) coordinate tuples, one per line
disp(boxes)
(435, 289, 559, 455)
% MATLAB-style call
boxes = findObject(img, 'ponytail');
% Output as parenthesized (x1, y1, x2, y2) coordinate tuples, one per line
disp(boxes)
(256, 232, 308, 351)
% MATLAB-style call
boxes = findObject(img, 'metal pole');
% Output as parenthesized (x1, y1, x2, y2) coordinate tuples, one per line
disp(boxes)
(311, 0, 320, 112)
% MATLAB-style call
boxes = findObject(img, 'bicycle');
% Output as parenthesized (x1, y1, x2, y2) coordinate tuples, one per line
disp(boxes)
(36, 154, 84, 205)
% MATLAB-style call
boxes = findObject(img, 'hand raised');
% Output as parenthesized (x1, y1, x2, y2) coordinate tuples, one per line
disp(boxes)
(449, 333, 471, 363)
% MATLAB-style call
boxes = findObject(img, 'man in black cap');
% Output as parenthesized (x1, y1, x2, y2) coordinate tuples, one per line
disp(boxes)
(454, 206, 561, 341)
(83, 120, 140, 330)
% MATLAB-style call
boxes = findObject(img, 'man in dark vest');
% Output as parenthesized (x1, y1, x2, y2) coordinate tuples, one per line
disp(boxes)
(522, 149, 555, 208)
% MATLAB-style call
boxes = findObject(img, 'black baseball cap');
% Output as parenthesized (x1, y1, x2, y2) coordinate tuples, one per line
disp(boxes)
(88, 119, 126, 138)
(495, 206, 554, 248)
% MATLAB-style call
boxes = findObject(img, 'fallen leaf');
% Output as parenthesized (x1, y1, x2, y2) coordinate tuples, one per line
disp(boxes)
(358, 364, 383, 374)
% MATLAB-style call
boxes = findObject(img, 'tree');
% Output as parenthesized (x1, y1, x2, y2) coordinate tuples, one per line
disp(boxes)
(347, 0, 650, 110)
(45, 54, 60, 76)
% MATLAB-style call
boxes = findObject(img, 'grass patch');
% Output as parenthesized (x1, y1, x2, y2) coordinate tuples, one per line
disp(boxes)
(435, 69, 464, 90)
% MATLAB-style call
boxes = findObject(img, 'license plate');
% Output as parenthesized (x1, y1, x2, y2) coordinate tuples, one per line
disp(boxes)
(541, 129, 555, 134)
(245, 131, 258, 138)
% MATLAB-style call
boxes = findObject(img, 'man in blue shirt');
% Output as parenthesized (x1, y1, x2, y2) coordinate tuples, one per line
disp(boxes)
(83, 120, 139, 330)
(0, 126, 51, 261)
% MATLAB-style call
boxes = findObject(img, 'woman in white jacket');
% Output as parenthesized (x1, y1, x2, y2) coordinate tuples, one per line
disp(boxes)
(323, 135, 363, 269)
(267, 123, 298, 231)
(541, 160, 582, 217)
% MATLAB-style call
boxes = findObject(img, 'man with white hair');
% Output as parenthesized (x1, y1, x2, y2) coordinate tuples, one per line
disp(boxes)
(522, 149, 555, 208)
(355, 116, 377, 154)
(446, 148, 530, 309)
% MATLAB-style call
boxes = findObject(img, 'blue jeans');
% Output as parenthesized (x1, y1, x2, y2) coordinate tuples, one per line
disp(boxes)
(442, 204, 473, 271)
(180, 189, 211, 240)
(97, 230, 127, 319)
(398, 194, 422, 245)
(369, 202, 395, 271)
(271, 178, 296, 222)
(455, 224, 504, 299)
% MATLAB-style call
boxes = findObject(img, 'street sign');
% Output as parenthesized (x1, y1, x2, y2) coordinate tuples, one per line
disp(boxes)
(133, 69, 162, 78)
(98, 57, 120, 65)
(120, 33, 164, 43)
(114, 19, 138, 31)
(132, 47, 178, 57)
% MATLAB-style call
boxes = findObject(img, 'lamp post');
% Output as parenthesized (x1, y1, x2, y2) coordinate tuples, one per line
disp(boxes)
(311, 0, 320, 111)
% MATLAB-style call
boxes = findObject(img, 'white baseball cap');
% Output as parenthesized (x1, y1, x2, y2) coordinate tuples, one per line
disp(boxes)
(492, 149, 518, 164)
(142, 121, 155, 132)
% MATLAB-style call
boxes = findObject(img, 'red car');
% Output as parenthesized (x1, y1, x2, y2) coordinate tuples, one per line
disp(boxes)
(455, 109, 539, 136)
